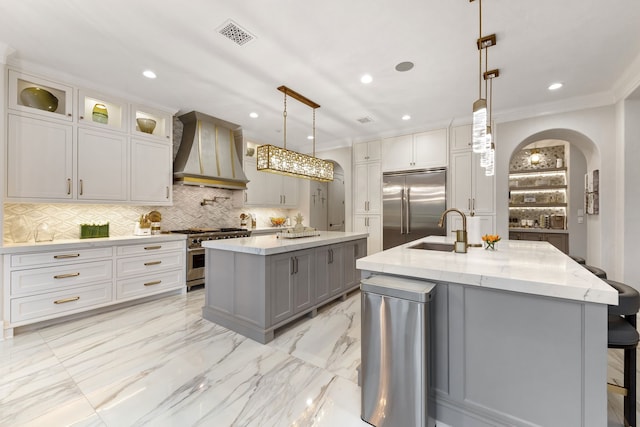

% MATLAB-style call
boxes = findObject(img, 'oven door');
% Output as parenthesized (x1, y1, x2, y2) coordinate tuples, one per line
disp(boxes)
(187, 248, 205, 284)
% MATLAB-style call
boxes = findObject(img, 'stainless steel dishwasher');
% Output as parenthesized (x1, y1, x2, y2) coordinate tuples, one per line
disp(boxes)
(360, 275, 436, 427)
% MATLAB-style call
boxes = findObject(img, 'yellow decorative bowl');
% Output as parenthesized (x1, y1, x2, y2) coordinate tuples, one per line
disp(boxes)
(270, 217, 286, 227)
(136, 118, 156, 134)
(20, 87, 59, 112)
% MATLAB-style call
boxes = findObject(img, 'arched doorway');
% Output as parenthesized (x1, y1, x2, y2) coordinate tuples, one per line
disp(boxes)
(503, 129, 600, 261)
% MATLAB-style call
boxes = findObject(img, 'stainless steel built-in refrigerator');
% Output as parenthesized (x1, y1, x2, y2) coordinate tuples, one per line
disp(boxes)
(383, 169, 447, 250)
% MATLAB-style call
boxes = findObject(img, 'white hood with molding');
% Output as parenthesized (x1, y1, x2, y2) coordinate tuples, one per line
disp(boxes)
(173, 111, 249, 190)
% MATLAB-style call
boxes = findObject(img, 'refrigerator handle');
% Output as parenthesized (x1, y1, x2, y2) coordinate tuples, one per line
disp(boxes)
(406, 187, 411, 233)
(400, 188, 405, 234)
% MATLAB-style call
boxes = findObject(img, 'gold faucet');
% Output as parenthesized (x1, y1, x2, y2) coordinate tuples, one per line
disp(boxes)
(438, 208, 468, 253)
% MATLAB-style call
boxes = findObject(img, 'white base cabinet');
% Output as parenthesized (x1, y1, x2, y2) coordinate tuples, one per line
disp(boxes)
(353, 215, 382, 255)
(2, 237, 186, 339)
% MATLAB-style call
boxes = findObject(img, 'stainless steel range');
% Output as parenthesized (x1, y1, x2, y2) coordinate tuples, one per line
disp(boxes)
(171, 228, 251, 290)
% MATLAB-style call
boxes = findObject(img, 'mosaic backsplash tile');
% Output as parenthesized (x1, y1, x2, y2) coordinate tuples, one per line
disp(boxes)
(510, 145, 565, 171)
(3, 185, 292, 243)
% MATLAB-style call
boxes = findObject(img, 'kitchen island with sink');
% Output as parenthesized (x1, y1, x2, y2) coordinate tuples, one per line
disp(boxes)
(202, 231, 368, 343)
(356, 236, 617, 427)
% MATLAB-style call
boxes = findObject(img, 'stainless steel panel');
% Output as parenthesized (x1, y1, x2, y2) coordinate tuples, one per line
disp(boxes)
(383, 169, 446, 250)
(405, 170, 446, 242)
(361, 291, 428, 426)
(382, 174, 406, 250)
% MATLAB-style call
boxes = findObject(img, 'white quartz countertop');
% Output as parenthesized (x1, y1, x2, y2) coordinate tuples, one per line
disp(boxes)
(0, 233, 187, 254)
(202, 231, 369, 255)
(356, 236, 618, 305)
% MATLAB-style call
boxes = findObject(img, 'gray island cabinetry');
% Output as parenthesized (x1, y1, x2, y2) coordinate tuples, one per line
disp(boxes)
(202, 231, 368, 343)
(357, 236, 618, 427)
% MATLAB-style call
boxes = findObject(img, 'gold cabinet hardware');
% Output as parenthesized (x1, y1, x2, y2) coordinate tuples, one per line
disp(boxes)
(54, 253, 80, 259)
(79, 179, 84, 196)
(144, 245, 162, 250)
(54, 272, 80, 279)
(54, 296, 80, 304)
(67, 178, 71, 195)
(144, 261, 162, 266)
(144, 280, 162, 286)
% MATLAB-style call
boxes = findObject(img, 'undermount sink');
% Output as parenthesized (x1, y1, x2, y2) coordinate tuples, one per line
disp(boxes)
(408, 242, 455, 252)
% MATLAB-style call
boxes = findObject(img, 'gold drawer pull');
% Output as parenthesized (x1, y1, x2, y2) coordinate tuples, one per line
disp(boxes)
(144, 245, 162, 250)
(54, 272, 80, 279)
(144, 261, 162, 266)
(54, 253, 80, 259)
(144, 280, 162, 286)
(54, 296, 80, 304)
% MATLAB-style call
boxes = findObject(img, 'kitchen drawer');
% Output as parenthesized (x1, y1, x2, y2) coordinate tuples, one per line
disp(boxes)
(116, 251, 184, 277)
(11, 247, 114, 268)
(11, 260, 113, 297)
(116, 240, 184, 256)
(10, 282, 113, 323)
(116, 269, 184, 299)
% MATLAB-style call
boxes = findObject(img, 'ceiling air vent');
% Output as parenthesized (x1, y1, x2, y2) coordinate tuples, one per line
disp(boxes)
(357, 116, 374, 124)
(218, 20, 256, 46)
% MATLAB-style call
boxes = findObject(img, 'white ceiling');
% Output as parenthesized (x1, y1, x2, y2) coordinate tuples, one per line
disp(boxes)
(2, 0, 640, 153)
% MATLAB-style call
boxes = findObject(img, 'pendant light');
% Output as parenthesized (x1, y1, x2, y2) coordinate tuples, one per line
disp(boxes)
(471, 0, 487, 153)
(256, 86, 334, 182)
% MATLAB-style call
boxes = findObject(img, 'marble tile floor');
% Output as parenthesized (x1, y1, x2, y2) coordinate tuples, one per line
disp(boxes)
(0, 288, 636, 427)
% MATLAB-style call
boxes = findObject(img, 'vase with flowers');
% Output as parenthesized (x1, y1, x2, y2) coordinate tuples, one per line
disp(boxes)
(482, 234, 501, 250)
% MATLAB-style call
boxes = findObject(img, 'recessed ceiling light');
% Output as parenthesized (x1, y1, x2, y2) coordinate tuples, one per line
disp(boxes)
(249, 112, 259, 118)
(360, 74, 373, 84)
(307, 135, 314, 140)
(402, 115, 411, 121)
(395, 61, 414, 72)
(548, 82, 563, 91)
(142, 70, 157, 79)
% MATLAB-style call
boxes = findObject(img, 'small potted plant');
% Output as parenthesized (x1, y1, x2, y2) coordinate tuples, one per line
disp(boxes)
(482, 234, 501, 250)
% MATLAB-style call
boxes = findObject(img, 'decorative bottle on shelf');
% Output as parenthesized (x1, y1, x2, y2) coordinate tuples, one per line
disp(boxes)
(92, 103, 109, 124)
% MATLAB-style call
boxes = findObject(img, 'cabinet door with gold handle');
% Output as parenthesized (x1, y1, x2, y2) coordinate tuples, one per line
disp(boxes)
(54, 296, 80, 304)
(53, 272, 81, 279)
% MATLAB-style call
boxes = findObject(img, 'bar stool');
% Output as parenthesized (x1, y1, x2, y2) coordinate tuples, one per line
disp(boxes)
(570, 255, 586, 265)
(606, 279, 640, 427)
(583, 264, 607, 279)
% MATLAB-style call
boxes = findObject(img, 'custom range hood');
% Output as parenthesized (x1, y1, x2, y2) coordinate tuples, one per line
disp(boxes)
(174, 111, 249, 190)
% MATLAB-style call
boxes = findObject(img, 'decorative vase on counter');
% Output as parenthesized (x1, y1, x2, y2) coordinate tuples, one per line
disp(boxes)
(10, 215, 32, 243)
(92, 103, 109, 124)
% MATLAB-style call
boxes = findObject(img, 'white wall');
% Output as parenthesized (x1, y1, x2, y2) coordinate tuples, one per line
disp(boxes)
(623, 96, 640, 287)
(495, 105, 617, 277)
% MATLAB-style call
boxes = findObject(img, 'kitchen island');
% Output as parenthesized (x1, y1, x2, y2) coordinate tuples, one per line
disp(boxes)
(356, 236, 617, 427)
(202, 231, 368, 343)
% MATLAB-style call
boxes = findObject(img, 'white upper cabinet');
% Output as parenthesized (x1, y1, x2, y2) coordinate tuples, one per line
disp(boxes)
(451, 124, 472, 151)
(353, 140, 381, 163)
(78, 90, 128, 132)
(77, 128, 128, 201)
(354, 162, 381, 214)
(130, 138, 172, 204)
(381, 129, 448, 171)
(235, 157, 299, 208)
(9, 70, 74, 121)
(7, 114, 74, 200)
(5, 68, 174, 205)
(450, 150, 495, 214)
(132, 104, 172, 142)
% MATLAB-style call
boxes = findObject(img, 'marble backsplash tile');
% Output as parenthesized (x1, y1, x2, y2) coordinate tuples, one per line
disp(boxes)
(3, 185, 292, 243)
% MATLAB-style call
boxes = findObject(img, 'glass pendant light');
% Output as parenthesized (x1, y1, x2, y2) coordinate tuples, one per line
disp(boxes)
(471, 0, 487, 153)
(485, 143, 495, 176)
